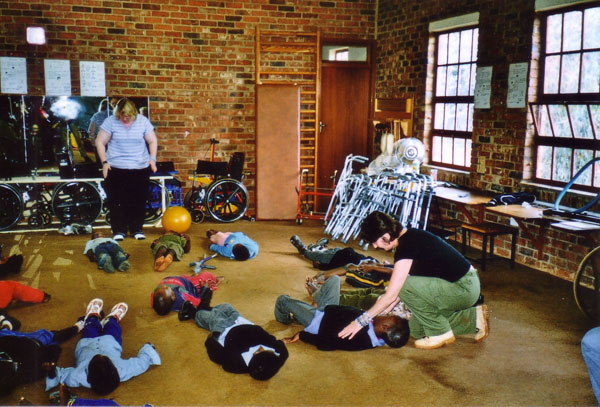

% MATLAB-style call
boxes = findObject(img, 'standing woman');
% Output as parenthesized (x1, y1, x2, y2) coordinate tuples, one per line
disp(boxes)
(338, 211, 489, 350)
(95, 98, 157, 241)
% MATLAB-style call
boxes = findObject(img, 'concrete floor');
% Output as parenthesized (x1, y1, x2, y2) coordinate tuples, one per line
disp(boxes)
(0, 219, 596, 406)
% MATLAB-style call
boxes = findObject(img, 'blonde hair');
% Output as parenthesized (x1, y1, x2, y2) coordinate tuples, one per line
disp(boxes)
(114, 98, 138, 121)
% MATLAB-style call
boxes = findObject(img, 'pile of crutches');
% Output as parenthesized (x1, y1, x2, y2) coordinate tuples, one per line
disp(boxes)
(324, 154, 435, 244)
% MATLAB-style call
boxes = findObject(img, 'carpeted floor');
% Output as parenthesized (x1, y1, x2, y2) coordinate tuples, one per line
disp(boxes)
(0, 219, 596, 406)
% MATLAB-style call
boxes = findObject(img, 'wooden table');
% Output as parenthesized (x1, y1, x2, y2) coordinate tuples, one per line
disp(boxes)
(434, 186, 491, 224)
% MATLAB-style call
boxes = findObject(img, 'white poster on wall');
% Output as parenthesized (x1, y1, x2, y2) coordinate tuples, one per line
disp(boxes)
(474, 66, 492, 109)
(80, 61, 106, 97)
(507, 62, 529, 108)
(0, 56, 27, 94)
(44, 59, 71, 96)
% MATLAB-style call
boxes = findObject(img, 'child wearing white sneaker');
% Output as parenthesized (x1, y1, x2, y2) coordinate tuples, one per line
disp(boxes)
(84, 232, 131, 273)
(45, 299, 161, 395)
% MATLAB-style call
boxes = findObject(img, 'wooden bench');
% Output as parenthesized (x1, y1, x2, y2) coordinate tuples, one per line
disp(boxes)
(461, 222, 518, 271)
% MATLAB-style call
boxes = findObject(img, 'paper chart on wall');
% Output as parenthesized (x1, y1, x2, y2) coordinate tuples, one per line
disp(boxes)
(507, 62, 528, 108)
(44, 59, 72, 96)
(80, 61, 106, 97)
(474, 66, 492, 109)
(0, 56, 27, 94)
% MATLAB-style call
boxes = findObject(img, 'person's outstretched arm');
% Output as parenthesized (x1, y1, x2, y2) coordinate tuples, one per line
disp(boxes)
(338, 259, 412, 340)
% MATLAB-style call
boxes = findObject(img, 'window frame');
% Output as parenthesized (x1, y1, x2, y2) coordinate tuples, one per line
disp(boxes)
(532, 3, 600, 192)
(429, 26, 479, 171)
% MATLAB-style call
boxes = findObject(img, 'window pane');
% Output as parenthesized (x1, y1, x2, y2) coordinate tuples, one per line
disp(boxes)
(533, 105, 554, 136)
(553, 147, 572, 182)
(448, 32, 459, 64)
(570, 105, 593, 139)
(432, 136, 442, 162)
(456, 103, 469, 131)
(563, 11, 582, 52)
(469, 63, 477, 95)
(581, 51, 600, 93)
(560, 53, 581, 93)
(444, 103, 456, 130)
(442, 137, 453, 163)
(453, 138, 465, 166)
(436, 66, 447, 96)
(459, 29, 473, 62)
(549, 104, 572, 137)
(472, 28, 479, 61)
(446, 65, 458, 96)
(467, 103, 474, 131)
(574, 149, 593, 185)
(591, 105, 600, 139)
(546, 14, 563, 54)
(595, 151, 600, 187)
(434, 103, 445, 129)
(537, 145, 553, 179)
(583, 7, 600, 49)
(457, 64, 471, 96)
(466, 139, 472, 166)
(544, 55, 560, 94)
(438, 34, 448, 65)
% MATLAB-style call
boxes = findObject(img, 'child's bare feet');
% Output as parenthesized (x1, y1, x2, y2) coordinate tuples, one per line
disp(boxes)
(154, 256, 165, 272)
(157, 253, 174, 272)
(305, 277, 320, 297)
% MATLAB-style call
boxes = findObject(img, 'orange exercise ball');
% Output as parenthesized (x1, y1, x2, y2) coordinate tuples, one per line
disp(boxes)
(161, 206, 192, 234)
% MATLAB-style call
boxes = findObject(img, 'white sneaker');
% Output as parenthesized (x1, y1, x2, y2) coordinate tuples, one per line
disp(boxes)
(133, 232, 146, 240)
(474, 305, 489, 342)
(85, 298, 103, 320)
(102, 302, 128, 324)
(414, 330, 455, 350)
(74, 319, 85, 332)
(113, 233, 125, 241)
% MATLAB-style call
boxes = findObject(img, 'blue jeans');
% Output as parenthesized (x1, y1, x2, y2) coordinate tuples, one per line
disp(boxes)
(194, 303, 241, 333)
(81, 316, 122, 346)
(274, 275, 341, 326)
(582, 326, 600, 405)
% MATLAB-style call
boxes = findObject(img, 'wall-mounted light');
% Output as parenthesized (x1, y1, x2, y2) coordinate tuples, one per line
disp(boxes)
(26, 27, 46, 45)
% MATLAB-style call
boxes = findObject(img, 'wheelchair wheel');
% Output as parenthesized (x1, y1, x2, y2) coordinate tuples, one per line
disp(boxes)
(184, 188, 207, 223)
(145, 180, 170, 223)
(51, 182, 102, 225)
(574, 245, 600, 321)
(205, 178, 248, 222)
(0, 184, 24, 230)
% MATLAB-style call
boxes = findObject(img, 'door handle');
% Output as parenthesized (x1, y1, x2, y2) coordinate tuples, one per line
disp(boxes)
(319, 121, 327, 133)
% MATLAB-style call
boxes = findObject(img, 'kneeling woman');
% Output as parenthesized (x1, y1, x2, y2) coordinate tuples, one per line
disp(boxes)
(338, 211, 489, 350)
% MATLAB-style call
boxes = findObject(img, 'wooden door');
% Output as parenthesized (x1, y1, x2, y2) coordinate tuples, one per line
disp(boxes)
(318, 63, 371, 208)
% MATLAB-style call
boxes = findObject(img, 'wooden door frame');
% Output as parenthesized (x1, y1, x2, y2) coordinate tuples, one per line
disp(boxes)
(320, 38, 377, 160)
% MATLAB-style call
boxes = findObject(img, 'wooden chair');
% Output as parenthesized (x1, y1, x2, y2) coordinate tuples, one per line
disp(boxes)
(461, 222, 518, 271)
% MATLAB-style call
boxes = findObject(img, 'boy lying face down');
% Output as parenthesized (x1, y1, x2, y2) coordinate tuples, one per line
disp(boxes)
(179, 302, 288, 380)
(275, 275, 409, 351)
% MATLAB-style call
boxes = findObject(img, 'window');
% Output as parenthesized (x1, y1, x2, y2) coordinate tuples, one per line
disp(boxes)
(531, 4, 600, 190)
(430, 27, 478, 169)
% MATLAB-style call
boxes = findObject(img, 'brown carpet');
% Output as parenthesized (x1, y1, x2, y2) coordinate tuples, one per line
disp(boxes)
(0, 219, 596, 406)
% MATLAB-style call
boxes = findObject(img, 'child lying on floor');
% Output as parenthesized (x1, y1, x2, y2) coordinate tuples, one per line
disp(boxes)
(150, 231, 191, 272)
(151, 272, 220, 316)
(84, 232, 130, 273)
(45, 298, 161, 395)
(206, 229, 258, 261)
(275, 276, 410, 351)
(0, 281, 51, 309)
(179, 302, 288, 380)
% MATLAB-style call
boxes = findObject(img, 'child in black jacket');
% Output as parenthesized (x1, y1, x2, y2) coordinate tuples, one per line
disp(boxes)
(181, 302, 288, 380)
(276, 276, 409, 351)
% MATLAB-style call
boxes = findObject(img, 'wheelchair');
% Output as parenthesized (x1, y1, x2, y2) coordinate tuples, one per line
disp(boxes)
(0, 179, 169, 231)
(184, 152, 249, 223)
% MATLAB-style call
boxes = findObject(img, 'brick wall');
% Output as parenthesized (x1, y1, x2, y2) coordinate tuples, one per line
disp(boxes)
(0, 0, 376, 209)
